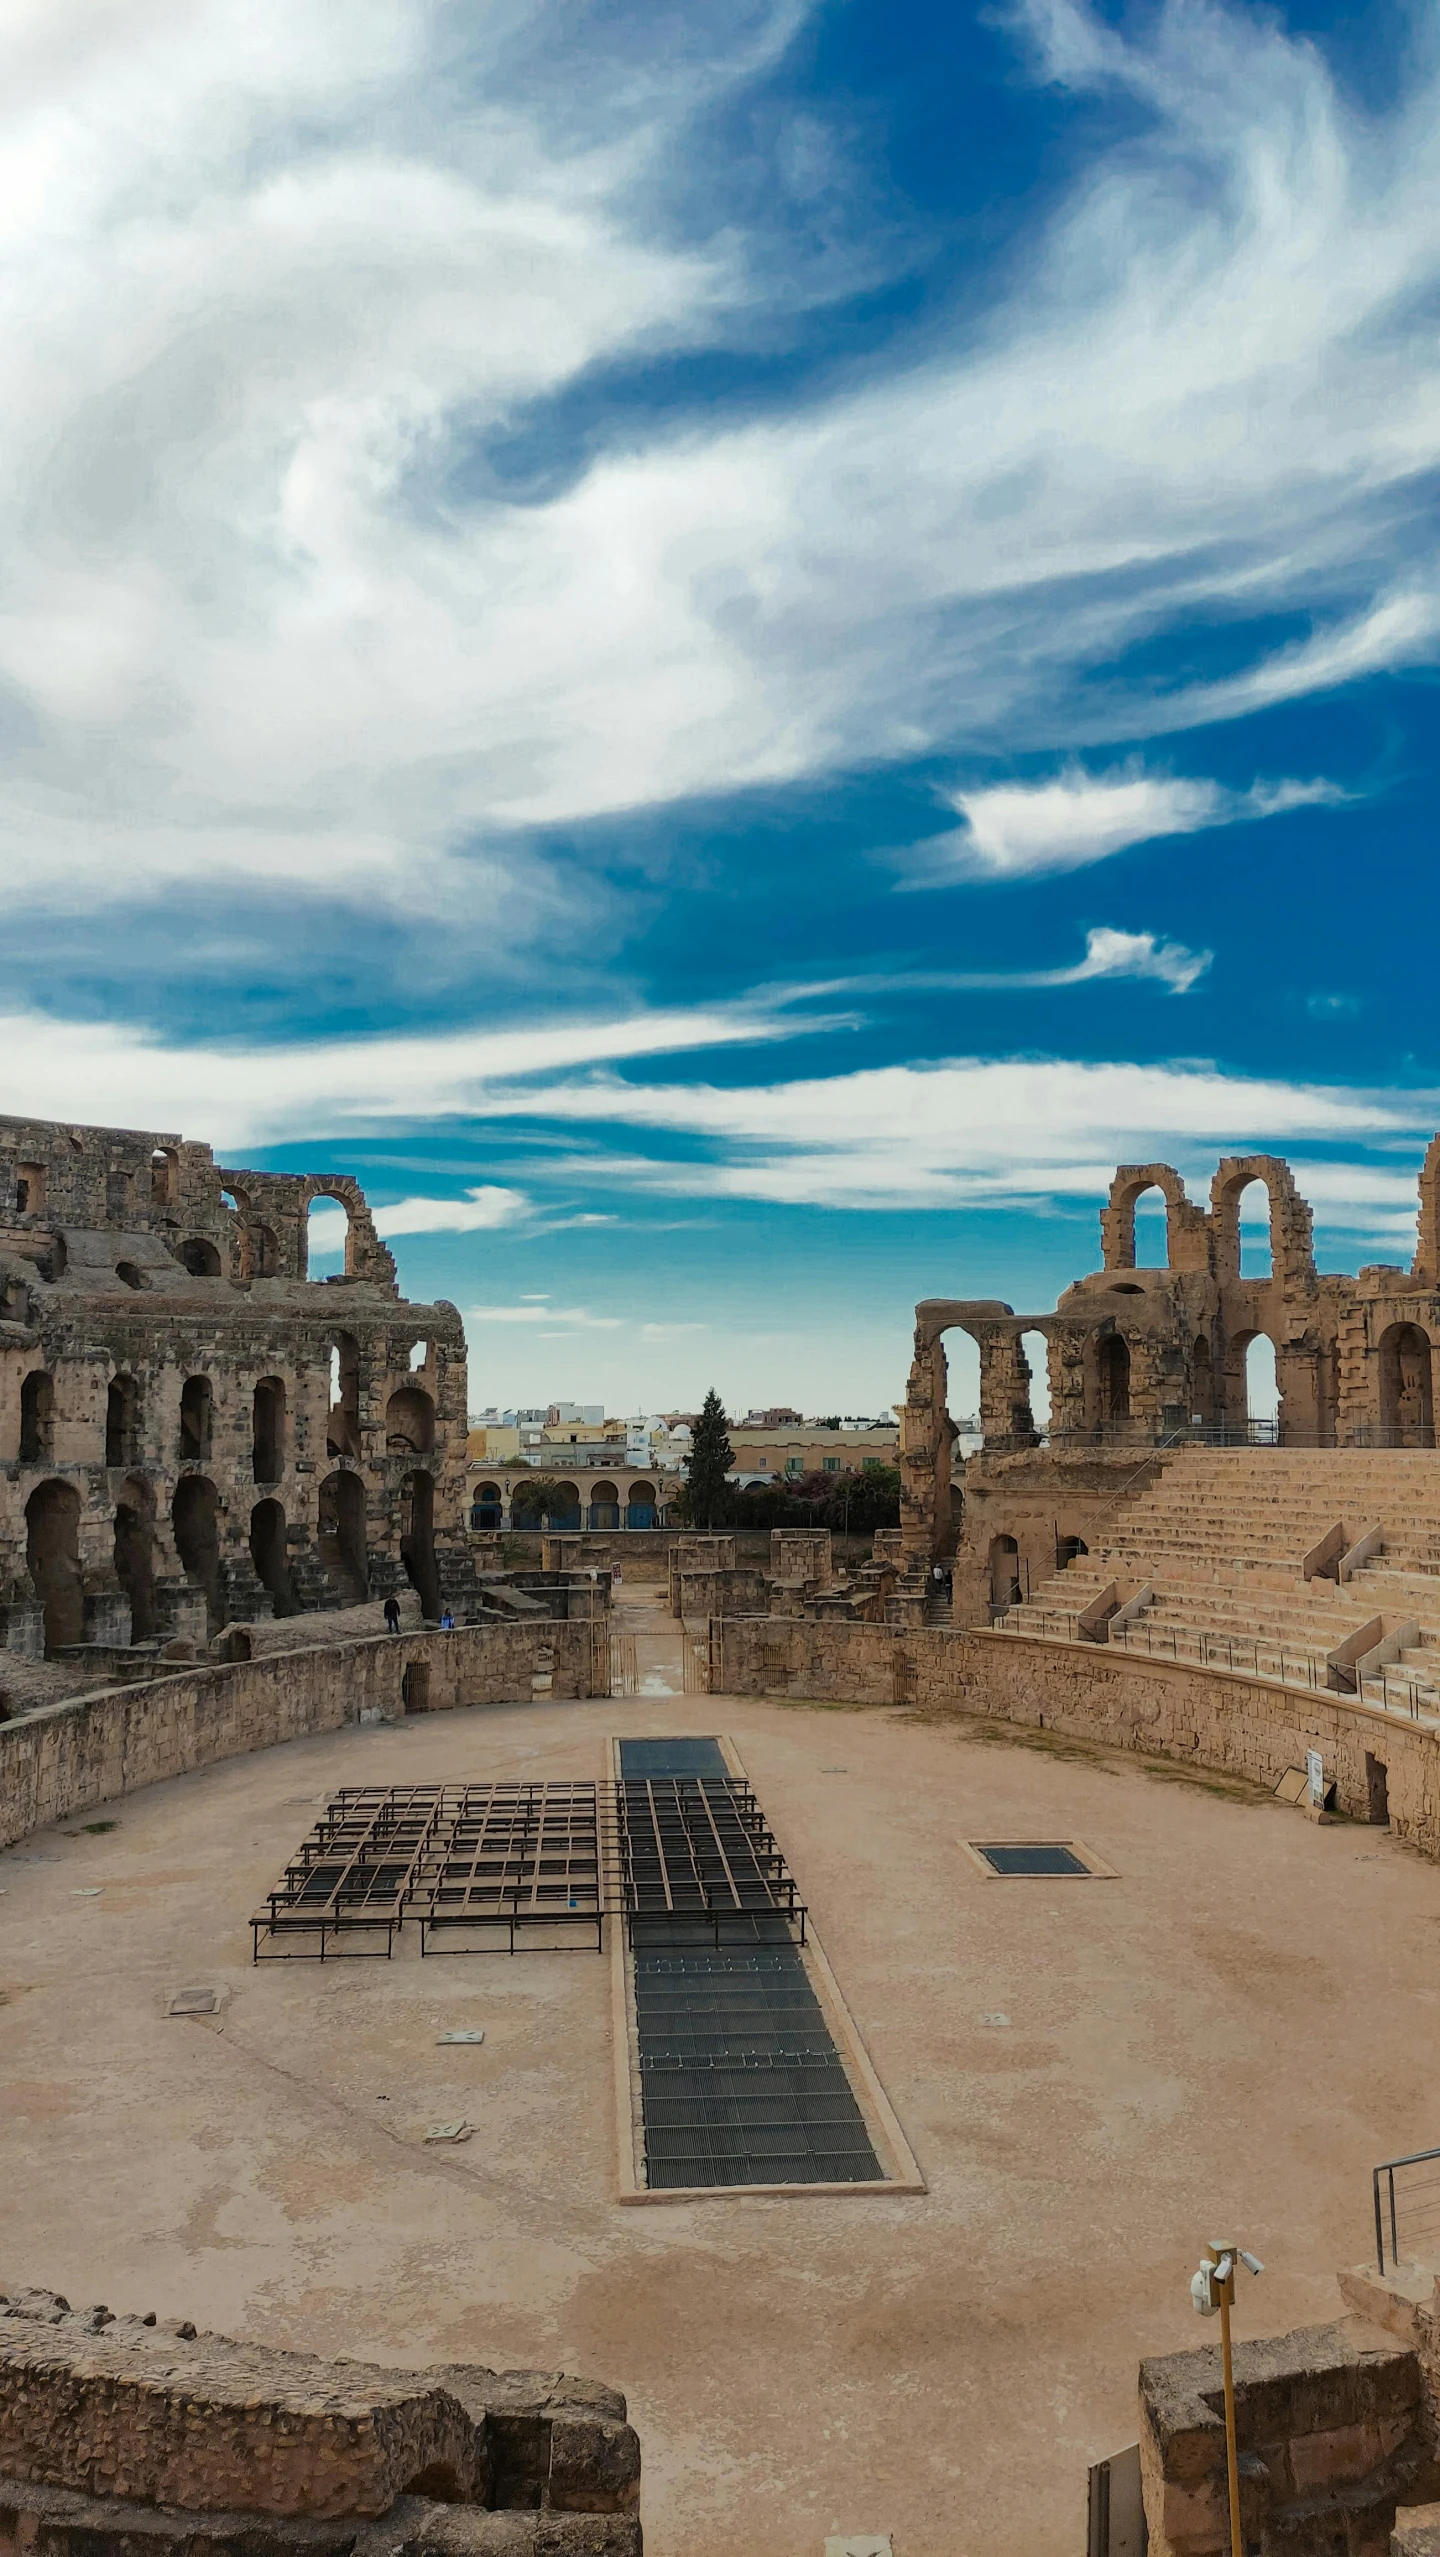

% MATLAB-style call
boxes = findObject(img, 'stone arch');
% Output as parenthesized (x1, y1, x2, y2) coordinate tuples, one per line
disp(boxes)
(400, 1468, 441, 1618)
(1379, 1321, 1435, 1447)
(1210, 1156, 1315, 1292)
(626, 1479, 656, 1526)
(470, 1478, 504, 1528)
(182, 1237, 222, 1277)
(1224, 1328, 1280, 1437)
(105, 1372, 141, 1468)
(20, 1369, 55, 1464)
(252, 1376, 286, 1484)
(327, 1333, 362, 1458)
(299, 1176, 395, 1287)
(172, 1475, 222, 1627)
(987, 1532, 1020, 1615)
(318, 1468, 368, 1603)
(1101, 1164, 1198, 1272)
(1084, 1328, 1131, 1429)
(589, 1477, 620, 1527)
(548, 1479, 582, 1526)
(180, 1373, 213, 1462)
(26, 1478, 83, 1653)
(114, 1474, 157, 1640)
(242, 1223, 280, 1280)
(386, 1385, 435, 1456)
(150, 1147, 179, 1208)
(249, 1497, 298, 1615)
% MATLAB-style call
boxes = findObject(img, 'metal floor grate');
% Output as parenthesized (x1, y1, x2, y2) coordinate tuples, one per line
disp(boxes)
(971, 1842, 1092, 1878)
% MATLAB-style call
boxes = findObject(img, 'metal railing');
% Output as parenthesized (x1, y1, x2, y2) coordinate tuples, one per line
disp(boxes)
(991, 1609, 1440, 1721)
(1374, 2145, 1440, 2273)
(1351, 1425, 1439, 1450)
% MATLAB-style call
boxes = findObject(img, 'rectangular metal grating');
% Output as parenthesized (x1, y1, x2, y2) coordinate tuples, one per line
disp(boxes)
(974, 1842, 1091, 1877)
(620, 1738, 882, 2190)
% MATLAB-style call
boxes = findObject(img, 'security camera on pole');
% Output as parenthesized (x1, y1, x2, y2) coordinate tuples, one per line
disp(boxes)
(1190, 2240, 1264, 2557)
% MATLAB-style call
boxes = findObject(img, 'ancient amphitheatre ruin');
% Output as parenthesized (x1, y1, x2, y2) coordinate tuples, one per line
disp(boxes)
(11, 1112, 1440, 2552)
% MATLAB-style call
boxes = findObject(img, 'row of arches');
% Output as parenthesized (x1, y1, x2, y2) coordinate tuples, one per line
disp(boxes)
(469, 1478, 661, 1530)
(21, 1466, 443, 1654)
(16, 1369, 438, 1478)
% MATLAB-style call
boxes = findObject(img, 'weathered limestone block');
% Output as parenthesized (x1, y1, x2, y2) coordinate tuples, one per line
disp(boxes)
(0, 2314, 484, 2518)
(1140, 2317, 1428, 2556)
(0, 2297, 641, 2539)
(1394, 2503, 1440, 2555)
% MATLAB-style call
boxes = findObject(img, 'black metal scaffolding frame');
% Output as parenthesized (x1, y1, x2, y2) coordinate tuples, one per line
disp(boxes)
(251, 1774, 808, 1959)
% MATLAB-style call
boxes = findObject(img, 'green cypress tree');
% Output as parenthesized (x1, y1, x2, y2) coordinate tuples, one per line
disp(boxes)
(684, 1389, 734, 1528)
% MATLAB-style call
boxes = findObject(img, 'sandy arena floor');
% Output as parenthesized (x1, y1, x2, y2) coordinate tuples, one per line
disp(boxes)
(2, 1585, 1436, 2554)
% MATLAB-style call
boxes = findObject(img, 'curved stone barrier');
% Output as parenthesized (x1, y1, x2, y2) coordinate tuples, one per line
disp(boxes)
(0, 1620, 597, 1851)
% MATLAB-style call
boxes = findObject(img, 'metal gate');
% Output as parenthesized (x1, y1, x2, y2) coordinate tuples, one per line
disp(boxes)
(608, 1629, 638, 1697)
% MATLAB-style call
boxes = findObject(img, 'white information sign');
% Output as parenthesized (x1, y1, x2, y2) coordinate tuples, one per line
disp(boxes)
(1306, 1748, 1325, 1807)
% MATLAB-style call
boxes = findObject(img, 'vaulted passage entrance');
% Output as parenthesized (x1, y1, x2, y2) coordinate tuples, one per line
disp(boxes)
(318, 1470, 368, 1604)
(173, 1475, 221, 1627)
(400, 1469, 441, 1620)
(26, 1478, 83, 1653)
(114, 1476, 157, 1639)
(250, 1497, 298, 1615)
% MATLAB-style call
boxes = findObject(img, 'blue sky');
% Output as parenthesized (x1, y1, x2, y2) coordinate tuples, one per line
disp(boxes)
(4, 0, 1440, 1415)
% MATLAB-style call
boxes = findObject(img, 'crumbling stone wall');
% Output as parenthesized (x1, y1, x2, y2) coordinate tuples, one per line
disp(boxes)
(0, 1114, 475, 1659)
(901, 1139, 1440, 1573)
(0, 1620, 599, 1850)
(0, 2287, 640, 2555)
(1138, 2316, 1431, 2555)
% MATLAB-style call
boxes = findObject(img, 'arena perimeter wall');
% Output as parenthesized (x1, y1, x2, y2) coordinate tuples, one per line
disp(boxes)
(713, 1618, 1440, 1850)
(0, 1621, 597, 1850)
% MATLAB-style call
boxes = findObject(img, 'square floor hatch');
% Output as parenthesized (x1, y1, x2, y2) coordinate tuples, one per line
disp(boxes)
(965, 1840, 1115, 1879)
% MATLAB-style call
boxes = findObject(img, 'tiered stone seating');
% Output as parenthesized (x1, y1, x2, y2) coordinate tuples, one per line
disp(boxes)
(995, 1449, 1440, 1719)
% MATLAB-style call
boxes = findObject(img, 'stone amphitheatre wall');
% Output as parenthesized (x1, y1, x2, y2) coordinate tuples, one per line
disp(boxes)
(714, 1618, 1440, 1852)
(0, 1620, 597, 1849)
(0, 2285, 641, 2556)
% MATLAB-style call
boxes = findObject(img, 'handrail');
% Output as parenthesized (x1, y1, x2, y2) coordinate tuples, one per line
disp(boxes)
(1374, 2144, 1440, 2273)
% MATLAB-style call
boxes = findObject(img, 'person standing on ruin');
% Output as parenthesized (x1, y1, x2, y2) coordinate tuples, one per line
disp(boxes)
(383, 1594, 401, 1633)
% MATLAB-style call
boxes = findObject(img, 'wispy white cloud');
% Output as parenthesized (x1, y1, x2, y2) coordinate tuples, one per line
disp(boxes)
(0, 1000, 797, 1149)
(936, 924, 1212, 994)
(465, 1302, 622, 1330)
(909, 766, 1343, 883)
(487, 1054, 1418, 1211)
(308, 1183, 527, 1252)
(1, 0, 1438, 933)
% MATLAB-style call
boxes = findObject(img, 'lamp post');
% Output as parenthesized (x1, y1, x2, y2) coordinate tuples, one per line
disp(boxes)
(1190, 2240, 1264, 2557)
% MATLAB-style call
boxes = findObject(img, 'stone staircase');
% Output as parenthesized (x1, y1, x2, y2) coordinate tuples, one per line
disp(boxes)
(994, 1448, 1440, 1719)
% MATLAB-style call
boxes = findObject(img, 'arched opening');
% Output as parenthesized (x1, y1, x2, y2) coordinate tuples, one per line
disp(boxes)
(1058, 1535, 1088, 1568)
(400, 1469, 441, 1619)
(409, 1339, 429, 1372)
(26, 1479, 83, 1653)
(1245, 1334, 1279, 1437)
(172, 1475, 221, 1626)
(114, 1475, 156, 1641)
(1096, 1333, 1131, 1428)
(305, 1194, 351, 1278)
(1380, 1323, 1435, 1448)
(386, 1385, 435, 1456)
(15, 1160, 45, 1216)
(1131, 1182, 1168, 1270)
(150, 1148, 178, 1208)
(252, 1376, 286, 1483)
(589, 1478, 620, 1529)
(318, 1469, 368, 1603)
(249, 1497, 298, 1615)
(548, 1479, 581, 1530)
(182, 1237, 222, 1276)
(20, 1370, 55, 1464)
(327, 1334, 362, 1459)
(115, 1260, 144, 1291)
(988, 1532, 1021, 1615)
(1237, 1179, 1273, 1281)
(105, 1373, 140, 1468)
(1019, 1329, 1050, 1436)
(626, 1478, 656, 1529)
(470, 1479, 504, 1530)
(1192, 1335, 1215, 1429)
(180, 1373, 213, 1462)
(242, 1223, 280, 1280)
